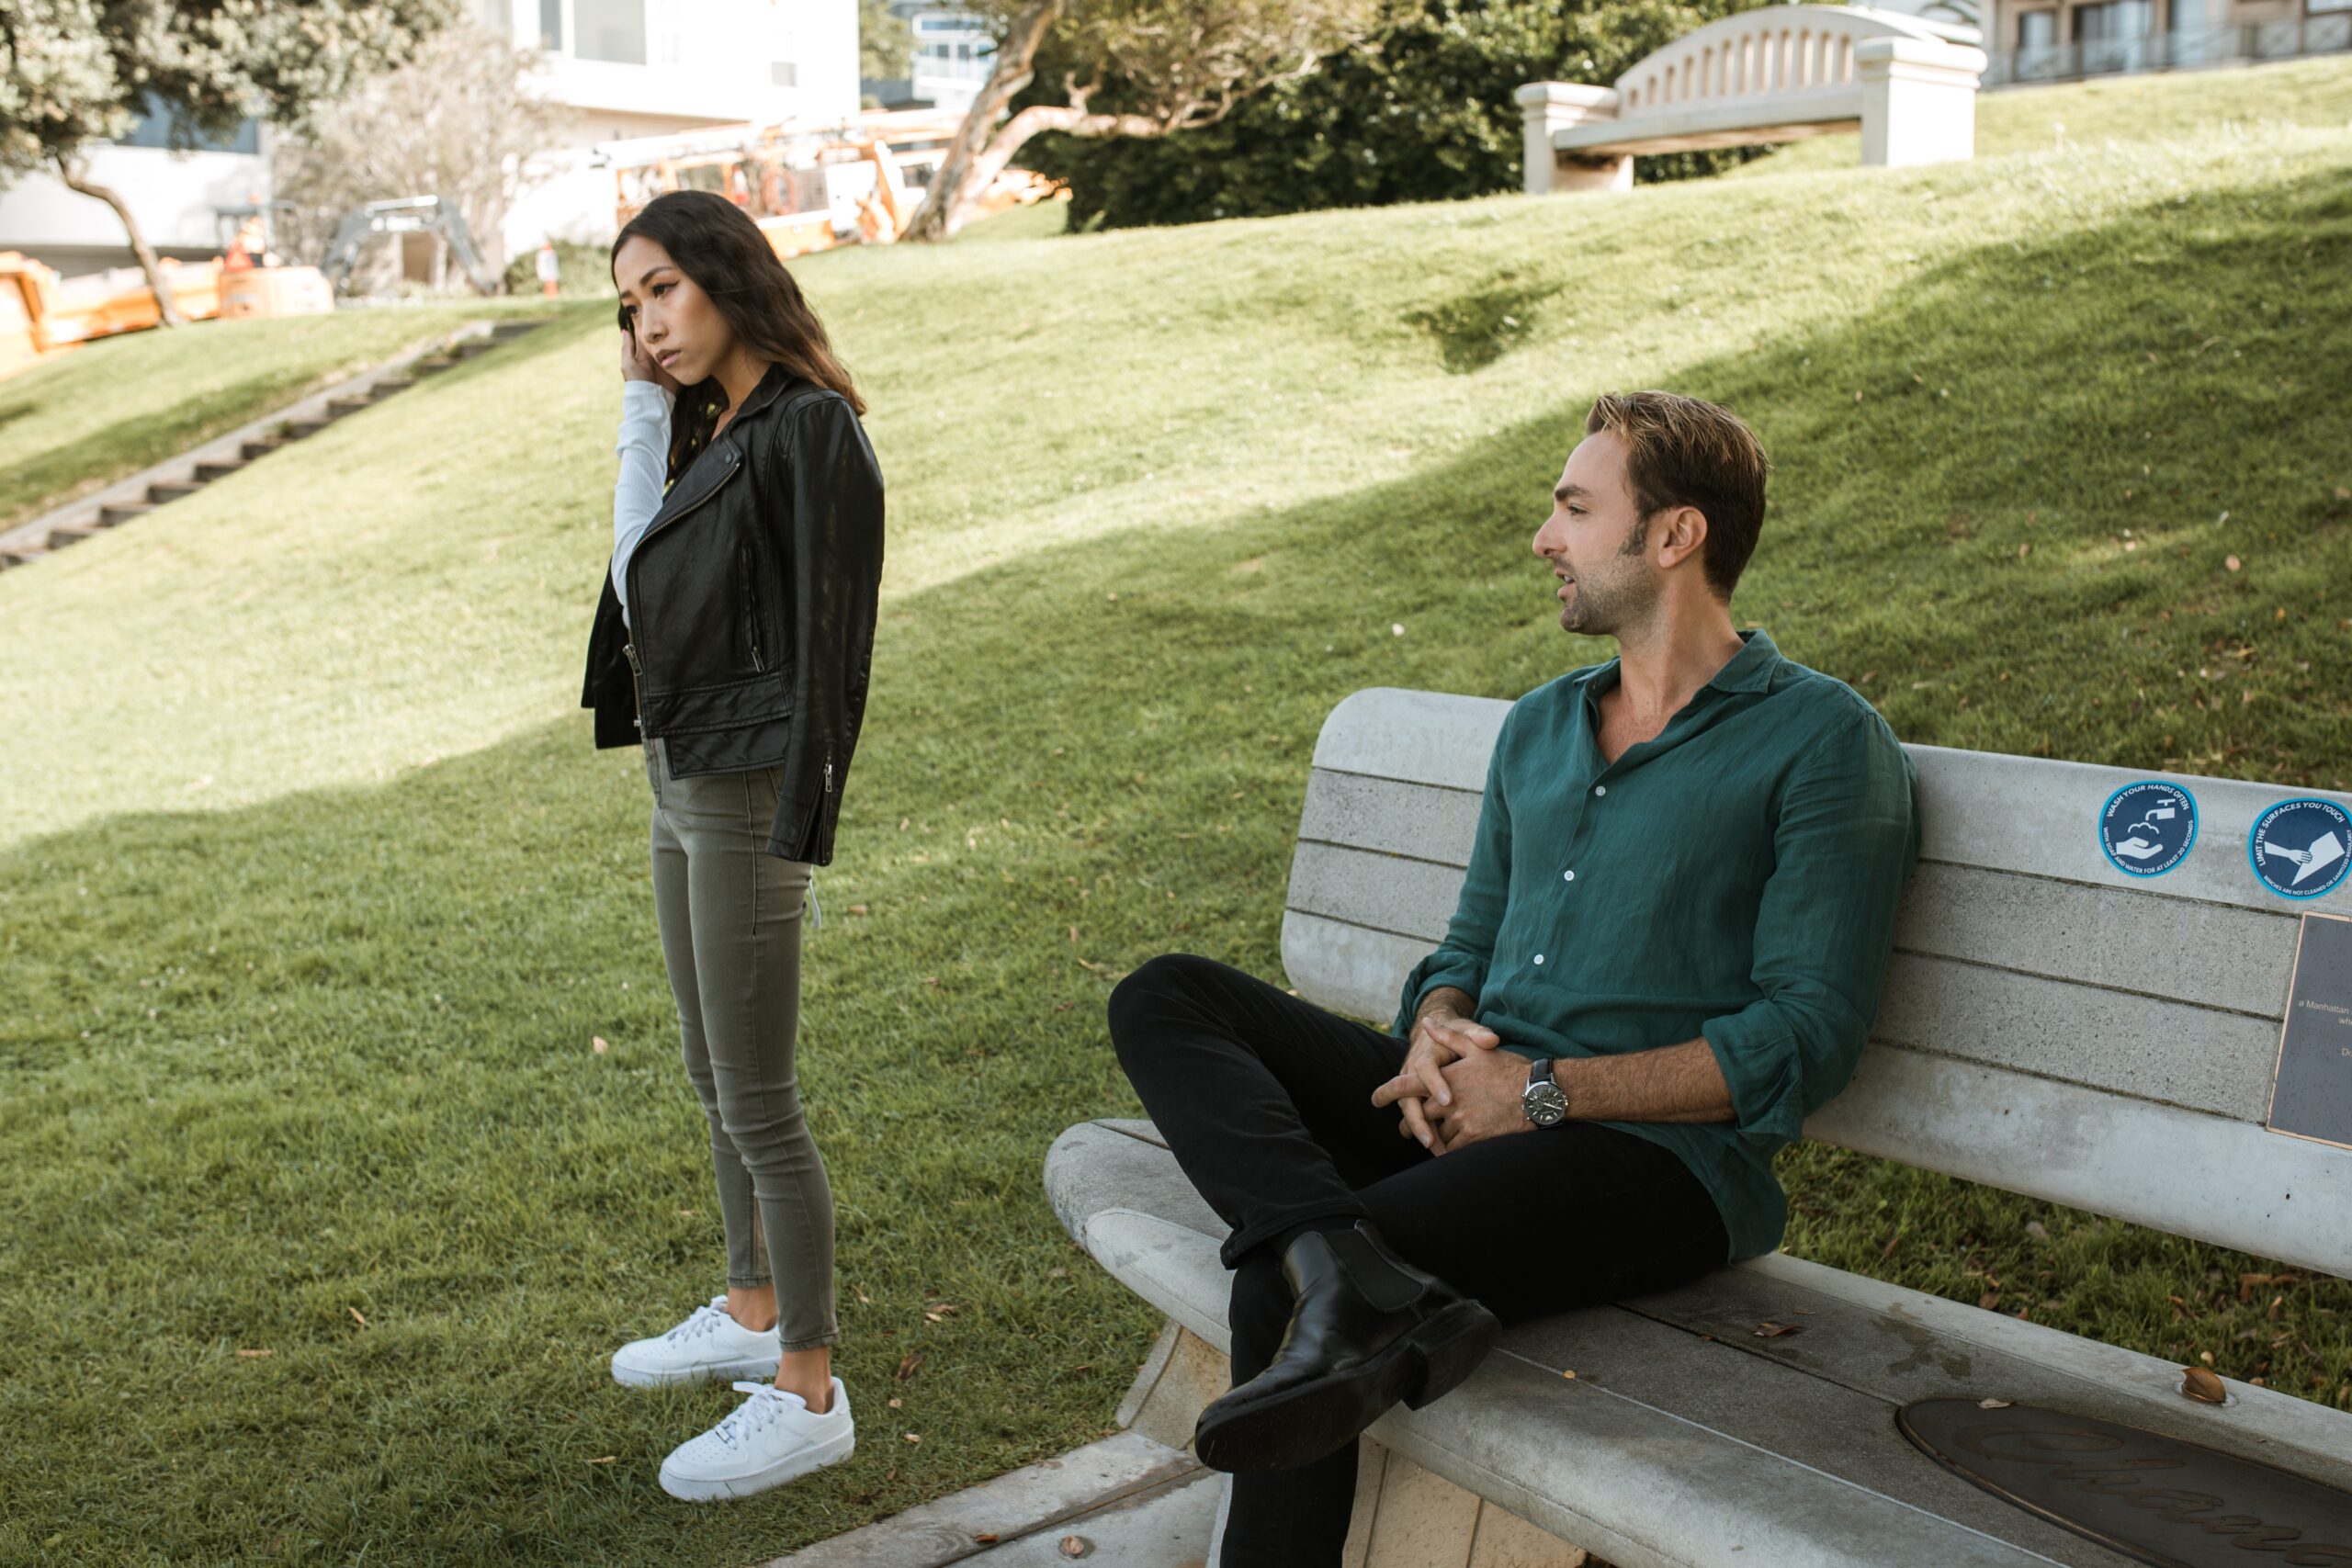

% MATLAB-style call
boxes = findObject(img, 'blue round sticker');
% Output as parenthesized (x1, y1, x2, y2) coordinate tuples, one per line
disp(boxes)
(2098, 781, 2198, 877)
(2247, 797, 2351, 899)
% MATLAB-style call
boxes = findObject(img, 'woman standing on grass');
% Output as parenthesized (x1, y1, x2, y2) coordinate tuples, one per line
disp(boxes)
(579, 188, 884, 1502)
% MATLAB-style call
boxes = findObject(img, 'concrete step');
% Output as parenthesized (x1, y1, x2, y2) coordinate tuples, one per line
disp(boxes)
(47, 522, 104, 547)
(147, 480, 203, 503)
(0, 545, 51, 568)
(196, 458, 247, 481)
(456, 340, 494, 359)
(282, 417, 331, 438)
(325, 395, 372, 416)
(373, 374, 416, 394)
(98, 502, 154, 526)
(413, 355, 458, 374)
(239, 438, 284, 460)
(489, 319, 542, 340)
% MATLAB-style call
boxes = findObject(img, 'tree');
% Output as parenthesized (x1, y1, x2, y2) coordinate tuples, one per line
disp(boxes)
(1027, 0, 1768, 231)
(0, 0, 458, 326)
(901, 0, 1395, 242)
(860, 0, 913, 83)
(273, 19, 566, 290)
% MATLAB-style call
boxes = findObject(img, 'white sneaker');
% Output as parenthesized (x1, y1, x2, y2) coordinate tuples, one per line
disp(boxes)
(611, 1296, 782, 1389)
(659, 1377, 854, 1501)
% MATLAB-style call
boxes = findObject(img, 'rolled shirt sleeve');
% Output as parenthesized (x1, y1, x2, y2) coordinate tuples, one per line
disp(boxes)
(1392, 714, 1516, 1038)
(1699, 709, 1919, 1149)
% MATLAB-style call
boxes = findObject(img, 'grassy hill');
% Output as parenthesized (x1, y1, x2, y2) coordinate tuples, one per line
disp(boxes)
(0, 298, 551, 535)
(2, 59, 2348, 1566)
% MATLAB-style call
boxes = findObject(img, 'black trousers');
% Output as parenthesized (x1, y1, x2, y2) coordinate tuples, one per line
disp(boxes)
(1107, 953, 1730, 1568)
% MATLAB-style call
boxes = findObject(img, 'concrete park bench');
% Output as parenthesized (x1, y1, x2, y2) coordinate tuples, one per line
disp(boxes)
(1047, 686, 2352, 1567)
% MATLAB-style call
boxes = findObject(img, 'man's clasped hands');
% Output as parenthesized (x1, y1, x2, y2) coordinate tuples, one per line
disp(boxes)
(1370, 996, 1536, 1156)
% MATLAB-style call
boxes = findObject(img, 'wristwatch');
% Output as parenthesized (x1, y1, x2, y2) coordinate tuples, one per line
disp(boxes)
(1521, 1055, 1568, 1127)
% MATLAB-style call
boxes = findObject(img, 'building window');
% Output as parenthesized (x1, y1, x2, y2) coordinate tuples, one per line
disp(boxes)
(539, 0, 563, 51)
(2017, 8, 2057, 45)
(2311, 0, 2351, 16)
(114, 91, 259, 153)
(575, 0, 646, 62)
(2073, 0, 2154, 39)
(772, 61, 798, 85)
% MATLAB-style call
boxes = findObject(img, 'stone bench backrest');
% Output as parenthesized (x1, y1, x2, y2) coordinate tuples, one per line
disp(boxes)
(1280, 687, 2352, 1281)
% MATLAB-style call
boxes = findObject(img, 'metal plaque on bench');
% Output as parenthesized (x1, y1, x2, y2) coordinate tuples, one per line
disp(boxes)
(2268, 912, 2352, 1153)
(1896, 1399, 2352, 1568)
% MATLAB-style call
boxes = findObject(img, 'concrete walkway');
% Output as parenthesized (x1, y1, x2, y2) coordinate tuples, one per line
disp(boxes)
(763, 1429, 1220, 1567)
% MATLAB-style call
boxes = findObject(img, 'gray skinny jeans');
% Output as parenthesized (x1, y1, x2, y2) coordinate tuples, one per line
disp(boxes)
(644, 736, 837, 1350)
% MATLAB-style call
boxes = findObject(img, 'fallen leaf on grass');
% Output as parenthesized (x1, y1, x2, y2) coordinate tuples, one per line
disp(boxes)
(234, 1348, 273, 1359)
(848, 905, 870, 917)
(2225, 556, 2242, 572)
(903, 1432, 922, 1444)
(2181, 1367, 2227, 1404)
(591, 1036, 609, 1055)
(1753, 1322, 1802, 1338)
(888, 1397, 902, 1409)
(588, 1455, 616, 1464)
(896, 1353, 925, 1382)
(347, 1307, 368, 1329)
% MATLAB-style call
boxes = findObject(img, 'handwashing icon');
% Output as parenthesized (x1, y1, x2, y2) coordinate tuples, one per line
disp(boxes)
(2111, 805, 2178, 860)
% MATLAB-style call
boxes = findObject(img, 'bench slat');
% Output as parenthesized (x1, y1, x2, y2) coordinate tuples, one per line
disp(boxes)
(1286, 840, 1462, 945)
(1875, 952, 2281, 1122)
(1894, 861, 2297, 1021)
(1813, 1045, 2352, 1280)
(1296, 768, 1484, 866)
(1911, 743, 2352, 918)
(1307, 688, 1512, 794)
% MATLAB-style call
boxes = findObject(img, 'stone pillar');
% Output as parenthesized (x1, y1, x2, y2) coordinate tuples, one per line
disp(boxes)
(1513, 82, 1632, 196)
(1856, 37, 1988, 167)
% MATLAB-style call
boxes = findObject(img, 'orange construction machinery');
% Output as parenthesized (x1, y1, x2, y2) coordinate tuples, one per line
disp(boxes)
(1, 246, 332, 376)
(602, 108, 1061, 262)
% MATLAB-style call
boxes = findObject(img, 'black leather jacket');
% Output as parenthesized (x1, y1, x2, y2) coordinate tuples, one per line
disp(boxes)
(582, 361, 885, 866)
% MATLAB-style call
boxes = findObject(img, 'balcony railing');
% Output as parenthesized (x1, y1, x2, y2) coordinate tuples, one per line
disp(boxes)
(1985, 11, 2351, 84)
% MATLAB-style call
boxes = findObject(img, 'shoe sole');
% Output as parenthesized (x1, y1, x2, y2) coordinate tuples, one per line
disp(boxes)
(1193, 1298, 1500, 1474)
(660, 1428, 855, 1501)
(611, 1352, 783, 1390)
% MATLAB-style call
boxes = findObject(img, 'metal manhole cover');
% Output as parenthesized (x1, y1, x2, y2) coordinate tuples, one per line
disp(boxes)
(1897, 1399, 2352, 1568)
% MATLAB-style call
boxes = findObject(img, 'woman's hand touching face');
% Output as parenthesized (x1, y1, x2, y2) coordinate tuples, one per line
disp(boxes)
(619, 317, 684, 395)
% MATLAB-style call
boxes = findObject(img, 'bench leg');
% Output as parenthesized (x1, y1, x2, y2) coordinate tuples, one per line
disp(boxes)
(1116, 1316, 1592, 1567)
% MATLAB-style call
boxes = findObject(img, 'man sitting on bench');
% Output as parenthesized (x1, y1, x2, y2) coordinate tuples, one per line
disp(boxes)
(1107, 390, 1921, 1566)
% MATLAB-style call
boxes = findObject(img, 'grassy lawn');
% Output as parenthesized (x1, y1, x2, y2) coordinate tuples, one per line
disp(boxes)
(0, 297, 554, 534)
(1732, 52, 2352, 177)
(4, 58, 2350, 1565)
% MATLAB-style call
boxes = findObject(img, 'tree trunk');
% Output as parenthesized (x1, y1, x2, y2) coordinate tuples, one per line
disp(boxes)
(939, 101, 1162, 235)
(900, 0, 1062, 243)
(56, 153, 188, 328)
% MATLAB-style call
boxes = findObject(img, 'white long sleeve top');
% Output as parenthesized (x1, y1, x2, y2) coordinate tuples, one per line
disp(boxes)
(611, 378, 676, 626)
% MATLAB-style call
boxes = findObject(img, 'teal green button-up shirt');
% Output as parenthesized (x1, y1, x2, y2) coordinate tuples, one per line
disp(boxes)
(1390, 630, 1920, 1261)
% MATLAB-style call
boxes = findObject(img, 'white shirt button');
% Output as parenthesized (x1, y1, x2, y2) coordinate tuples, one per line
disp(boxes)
(1563, 869, 1577, 882)
(1533, 954, 1544, 964)
(1594, 785, 1607, 796)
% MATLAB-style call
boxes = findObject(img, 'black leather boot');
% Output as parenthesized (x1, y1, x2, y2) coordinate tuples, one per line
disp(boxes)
(1193, 1221, 1500, 1474)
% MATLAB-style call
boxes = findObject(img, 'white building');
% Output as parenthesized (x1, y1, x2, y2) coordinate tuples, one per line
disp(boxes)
(862, 3, 993, 113)
(0, 1, 860, 276)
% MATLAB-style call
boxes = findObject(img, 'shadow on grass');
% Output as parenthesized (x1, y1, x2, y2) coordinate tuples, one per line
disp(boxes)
(4, 167, 2350, 1563)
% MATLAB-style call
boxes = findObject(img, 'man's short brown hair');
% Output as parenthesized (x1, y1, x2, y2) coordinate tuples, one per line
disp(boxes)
(1583, 391, 1770, 600)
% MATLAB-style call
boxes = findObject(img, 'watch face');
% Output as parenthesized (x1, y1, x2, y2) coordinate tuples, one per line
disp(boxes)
(1524, 1083, 1567, 1126)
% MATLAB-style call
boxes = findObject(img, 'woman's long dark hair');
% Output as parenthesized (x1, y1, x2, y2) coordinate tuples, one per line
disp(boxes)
(611, 188, 865, 482)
